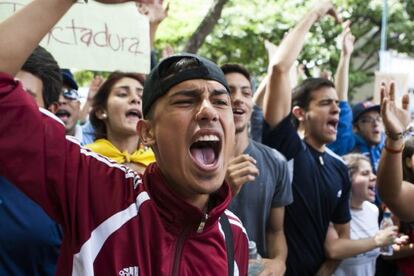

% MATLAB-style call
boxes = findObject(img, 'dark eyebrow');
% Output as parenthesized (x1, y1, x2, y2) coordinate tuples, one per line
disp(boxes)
(114, 86, 143, 94)
(25, 89, 36, 97)
(210, 88, 229, 96)
(170, 88, 204, 98)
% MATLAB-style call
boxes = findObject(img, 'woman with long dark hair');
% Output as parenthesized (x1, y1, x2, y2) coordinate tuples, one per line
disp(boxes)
(86, 71, 155, 173)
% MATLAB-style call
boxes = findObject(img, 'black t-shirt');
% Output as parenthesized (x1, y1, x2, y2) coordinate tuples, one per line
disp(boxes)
(262, 115, 351, 275)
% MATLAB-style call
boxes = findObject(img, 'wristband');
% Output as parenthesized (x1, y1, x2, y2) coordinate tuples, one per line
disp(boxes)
(385, 131, 404, 141)
(385, 126, 414, 141)
(384, 142, 404, 154)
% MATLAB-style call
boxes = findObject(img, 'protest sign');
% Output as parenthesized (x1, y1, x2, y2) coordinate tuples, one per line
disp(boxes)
(0, 0, 150, 73)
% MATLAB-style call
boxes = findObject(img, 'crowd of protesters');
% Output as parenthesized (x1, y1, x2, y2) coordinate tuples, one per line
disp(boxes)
(1, 0, 414, 275)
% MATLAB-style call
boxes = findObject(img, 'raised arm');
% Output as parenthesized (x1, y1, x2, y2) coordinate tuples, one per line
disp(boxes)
(334, 21, 354, 101)
(79, 75, 104, 124)
(0, 0, 153, 76)
(327, 22, 356, 155)
(0, 0, 74, 76)
(263, 0, 341, 128)
(137, 0, 168, 49)
(377, 82, 414, 221)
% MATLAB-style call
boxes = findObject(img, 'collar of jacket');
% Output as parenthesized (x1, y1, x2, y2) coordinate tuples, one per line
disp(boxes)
(354, 132, 385, 152)
(142, 163, 231, 235)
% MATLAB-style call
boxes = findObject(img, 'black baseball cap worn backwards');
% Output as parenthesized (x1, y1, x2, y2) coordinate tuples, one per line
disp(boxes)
(143, 53, 230, 118)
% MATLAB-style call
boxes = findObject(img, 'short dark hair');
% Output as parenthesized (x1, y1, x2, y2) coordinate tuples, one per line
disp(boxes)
(291, 78, 335, 127)
(90, 71, 145, 140)
(21, 46, 62, 109)
(292, 78, 335, 109)
(220, 63, 251, 83)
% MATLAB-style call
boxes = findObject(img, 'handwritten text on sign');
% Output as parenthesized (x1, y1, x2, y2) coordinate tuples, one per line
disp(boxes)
(0, 0, 150, 73)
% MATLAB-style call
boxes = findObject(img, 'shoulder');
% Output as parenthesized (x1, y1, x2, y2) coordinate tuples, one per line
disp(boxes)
(325, 147, 346, 166)
(248, 139, 287, 164)
(223, 209, 248, 236)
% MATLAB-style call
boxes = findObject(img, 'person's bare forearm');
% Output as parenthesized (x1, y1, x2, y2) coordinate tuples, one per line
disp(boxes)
(263, 9, 320, 128)
(325, 237, 377, 260)
(266, 229, 288, 263)
(378, 139, 414, 220)
(269, 10, 319, 72)
(316, 259, 341, 276)
(334, 52, 351, 101)
(0, 0, 74, 76)
(79, 100, 92, 124)
(253, 76, 267, 108)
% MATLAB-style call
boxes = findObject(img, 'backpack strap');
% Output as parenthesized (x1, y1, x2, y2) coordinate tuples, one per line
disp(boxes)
(220, 213, 234, 276)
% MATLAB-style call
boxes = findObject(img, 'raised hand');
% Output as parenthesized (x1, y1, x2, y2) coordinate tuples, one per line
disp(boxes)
(312, 0, 341, 23)
(380, 82, 411, 138)
(96, 0, 156, 4)
(340, 20, 355, 56)
(225, 154, 259, 196)
(87, 75, 104, 102)
(374, 225, 398, 247)
(137, 0, 169, 25)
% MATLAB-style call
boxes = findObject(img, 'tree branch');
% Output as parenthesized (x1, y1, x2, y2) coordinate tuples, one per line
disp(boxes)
(184, 0, 229, 53)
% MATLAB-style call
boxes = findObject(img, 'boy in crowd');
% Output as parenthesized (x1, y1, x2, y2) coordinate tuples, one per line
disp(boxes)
(223, 63, 292, 275)
(0, 0, 248, 274)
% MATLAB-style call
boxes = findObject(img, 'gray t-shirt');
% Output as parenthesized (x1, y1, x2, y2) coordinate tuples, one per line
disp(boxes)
(229, 139, 293, 257)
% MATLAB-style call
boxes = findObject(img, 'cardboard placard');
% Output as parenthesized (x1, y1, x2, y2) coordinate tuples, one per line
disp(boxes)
(0, 0, 150, 73)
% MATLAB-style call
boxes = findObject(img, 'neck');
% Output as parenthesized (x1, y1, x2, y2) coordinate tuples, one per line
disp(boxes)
(67, 126, 76, 136)
(304, 135, 325, 152)
(106, 132, 140, 154)
(234, 129, 249, 156)
(185, 194, 210, 212)
(351, 198, 364, 210)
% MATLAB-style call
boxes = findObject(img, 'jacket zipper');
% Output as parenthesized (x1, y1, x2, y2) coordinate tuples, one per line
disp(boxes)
(172, 228, 188, 276)
(171, 213, 209, 275)
(196, 212, 209, 233)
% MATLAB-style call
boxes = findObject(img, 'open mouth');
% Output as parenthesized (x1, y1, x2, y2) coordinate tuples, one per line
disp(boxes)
(55, 109, 71, 121)
(327, 119, 338, 132)
(232, 107, 245, 116)
(368, 184, 376, 194)
(190, 134, 221, 170)
(125, 109, 142, 120)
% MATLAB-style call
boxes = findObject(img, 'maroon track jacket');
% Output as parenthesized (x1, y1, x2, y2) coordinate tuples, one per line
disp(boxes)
(0, 73, 248, 275)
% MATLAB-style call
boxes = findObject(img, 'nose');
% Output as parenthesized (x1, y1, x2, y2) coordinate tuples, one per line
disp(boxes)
(370, 172, 377, 182)
(230, 89, 242, 104)
(195, 99, 218, 123)
(58, 94, 68, 105)
(130, 93, 142, 105)
(332, 102, 340, 114)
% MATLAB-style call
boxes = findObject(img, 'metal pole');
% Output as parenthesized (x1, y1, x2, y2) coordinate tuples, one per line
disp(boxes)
(379, 0, 388, 71)
(380, 0, 388, 51)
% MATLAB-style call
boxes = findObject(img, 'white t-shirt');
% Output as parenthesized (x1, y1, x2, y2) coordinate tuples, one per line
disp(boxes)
(334, 201, 379, 276)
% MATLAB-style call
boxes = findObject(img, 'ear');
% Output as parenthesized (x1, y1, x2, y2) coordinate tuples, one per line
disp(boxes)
(95, 109, 107, 120)
(137, 119, 155, 147)
(292, 106, 305, 122)
(47, 102, 59, 114)
(405, 157, 413, 169)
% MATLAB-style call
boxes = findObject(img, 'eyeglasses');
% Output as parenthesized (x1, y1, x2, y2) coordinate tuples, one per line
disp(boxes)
(62, 89, 79, 101)
(359, 116, 382, 124)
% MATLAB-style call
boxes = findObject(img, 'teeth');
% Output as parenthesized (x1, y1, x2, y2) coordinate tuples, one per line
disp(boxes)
(195, 135, 219, 142)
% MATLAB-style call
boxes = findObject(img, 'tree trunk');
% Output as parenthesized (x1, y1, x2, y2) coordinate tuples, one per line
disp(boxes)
(184, 0, 229, 54)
